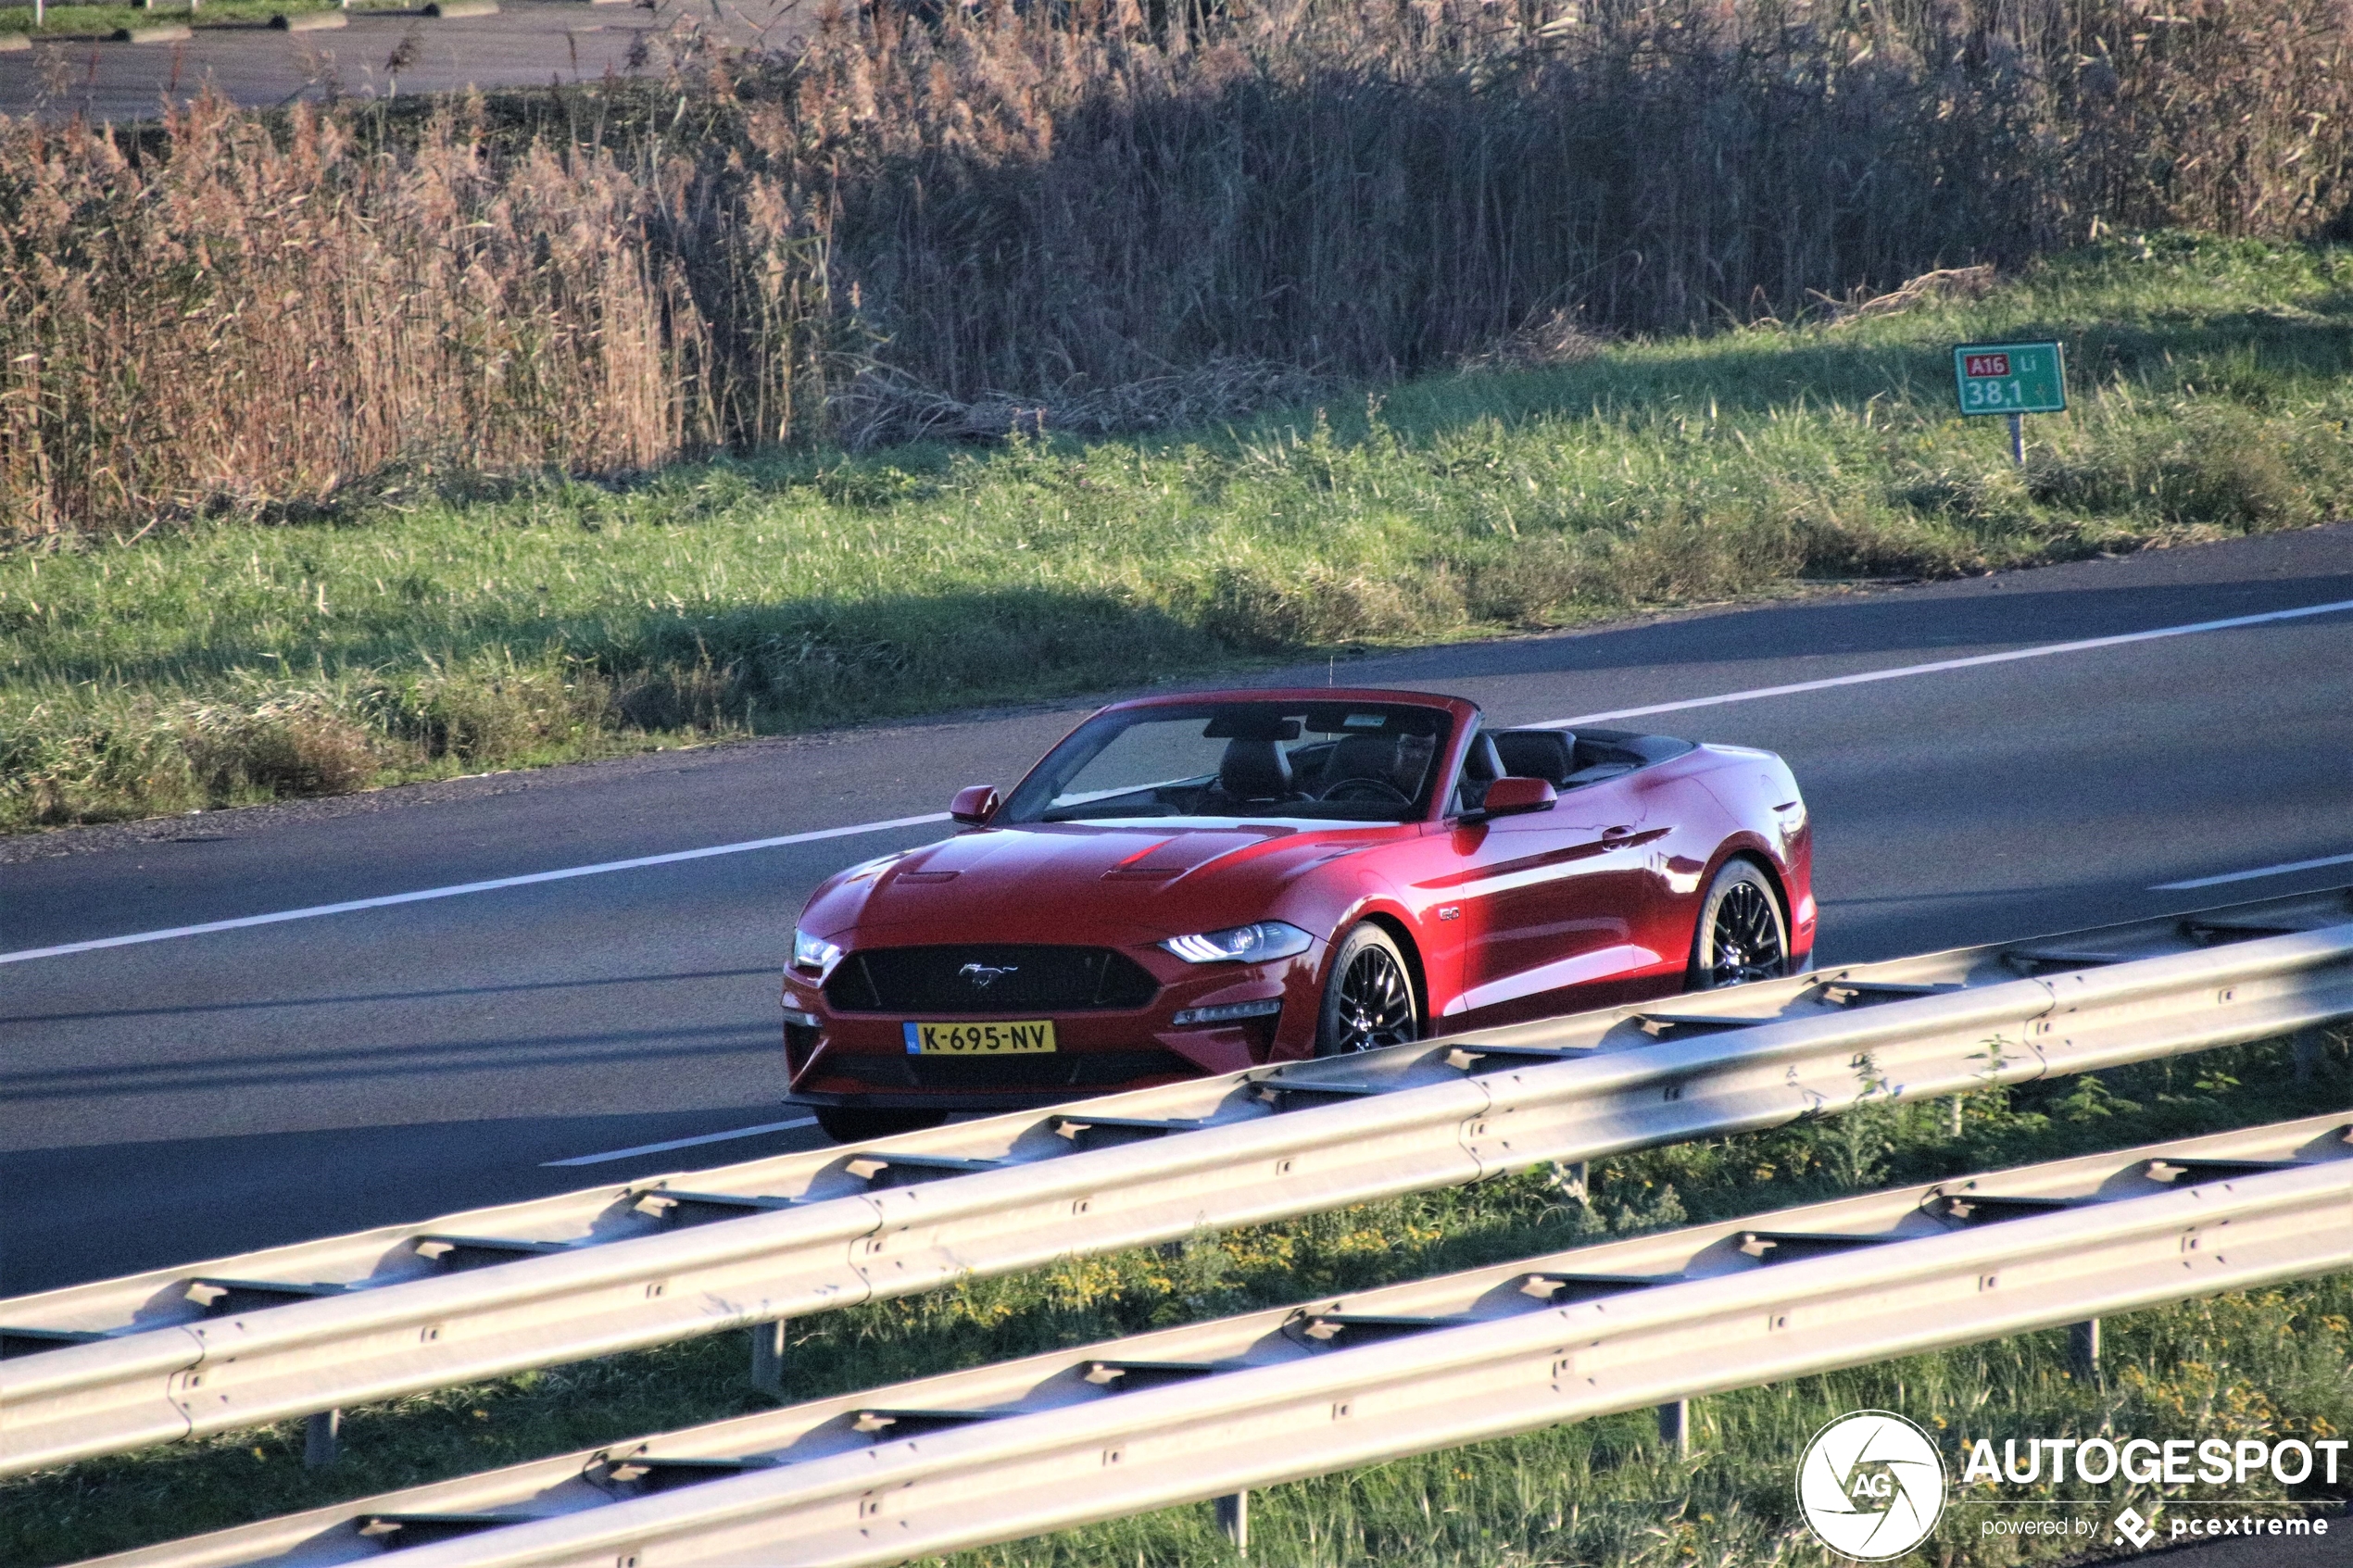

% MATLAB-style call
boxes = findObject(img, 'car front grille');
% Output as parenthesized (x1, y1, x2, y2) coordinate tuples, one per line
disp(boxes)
(824, 945, 1160, 1014)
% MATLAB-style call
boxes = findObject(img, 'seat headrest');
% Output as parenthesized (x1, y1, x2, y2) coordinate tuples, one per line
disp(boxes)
(1492, 730, 1574, 785)
(1218, 738, 1294, 801)
(1324, 734, 1402, 785)
(1462, 733, 1505, 784)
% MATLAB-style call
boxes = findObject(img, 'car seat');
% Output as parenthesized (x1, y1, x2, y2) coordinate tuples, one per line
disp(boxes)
(1216, 738, 1295, 803)
(1491, 730, 1575, 785)
(1319, 734, 1404, 793)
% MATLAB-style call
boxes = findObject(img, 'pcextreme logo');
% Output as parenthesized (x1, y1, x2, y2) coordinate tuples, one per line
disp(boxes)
(1796, 1411, 1948, 1560)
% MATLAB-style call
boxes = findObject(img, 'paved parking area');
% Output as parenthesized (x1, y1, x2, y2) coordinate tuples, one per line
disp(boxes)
(0, 0, 803, 121)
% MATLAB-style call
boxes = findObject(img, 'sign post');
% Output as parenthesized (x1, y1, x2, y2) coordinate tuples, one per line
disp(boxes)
(1952, 341, 2065, 465)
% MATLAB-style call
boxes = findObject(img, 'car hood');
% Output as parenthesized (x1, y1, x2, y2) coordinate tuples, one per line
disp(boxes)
(801, 820, 1403, 944)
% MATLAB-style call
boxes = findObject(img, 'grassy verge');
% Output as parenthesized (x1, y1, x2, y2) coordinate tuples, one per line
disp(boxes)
(6, 1028, 2348, 1566)
(0, 0, 398, 38)
(6, 233, 2353, 834)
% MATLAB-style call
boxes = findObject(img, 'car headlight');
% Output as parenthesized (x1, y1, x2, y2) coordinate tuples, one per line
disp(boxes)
(1160, 921, 1315, 965)
(791, 928, 844, 980)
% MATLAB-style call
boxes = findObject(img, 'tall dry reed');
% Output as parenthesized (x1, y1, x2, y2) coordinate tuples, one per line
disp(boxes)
(799, 0, 2353, 418)
(0, 95, 714, 533)
(4, 0, 2349, 536)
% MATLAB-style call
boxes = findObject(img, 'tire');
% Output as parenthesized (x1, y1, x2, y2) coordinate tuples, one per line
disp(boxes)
(813, 1106, 950, 1144)
(1688, 859, 1790, 990)
(1314, 922, 1419, 1057)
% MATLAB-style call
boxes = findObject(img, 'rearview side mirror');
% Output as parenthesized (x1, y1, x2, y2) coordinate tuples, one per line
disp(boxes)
(950, 784, 1001, 826)
(1471, 775, 1556, 821)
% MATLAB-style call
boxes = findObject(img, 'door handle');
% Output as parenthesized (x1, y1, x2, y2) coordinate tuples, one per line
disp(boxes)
(1600, 824, 1637, 845)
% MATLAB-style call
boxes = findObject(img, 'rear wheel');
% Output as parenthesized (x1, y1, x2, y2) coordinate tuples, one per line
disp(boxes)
(1314, 923, 1419, 1056)
(1688, 859, 1790, 990)
(813, 1106, 950, 1144)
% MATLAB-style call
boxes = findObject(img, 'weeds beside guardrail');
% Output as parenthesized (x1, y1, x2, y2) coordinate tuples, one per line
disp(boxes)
(6, 1023, 2348, 1568)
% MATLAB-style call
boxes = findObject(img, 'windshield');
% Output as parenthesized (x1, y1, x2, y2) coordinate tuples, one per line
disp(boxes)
(999, 702, 1455, 825)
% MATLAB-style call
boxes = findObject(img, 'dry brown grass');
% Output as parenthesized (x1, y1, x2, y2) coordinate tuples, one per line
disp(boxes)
(1818, 265, 2002, 325)
(832, 357, 1330, 446)
(3, 0, 2350, 537)
(794, 0, 2353, 401)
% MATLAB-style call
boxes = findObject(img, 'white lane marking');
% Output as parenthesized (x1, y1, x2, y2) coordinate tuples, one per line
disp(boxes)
(1535, 596, 2353, 728)
(2152, 851, 2353, 892)
(542, 1116, 820, 1167)
(12, 593, 2353, 968)
(0, 814, 950, 967)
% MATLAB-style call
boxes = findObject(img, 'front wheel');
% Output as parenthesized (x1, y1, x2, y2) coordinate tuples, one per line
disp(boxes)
(1688, 859, 1790, 990)
(1315, 922, 1419, 1056)
(813, 1106, 950, 1144)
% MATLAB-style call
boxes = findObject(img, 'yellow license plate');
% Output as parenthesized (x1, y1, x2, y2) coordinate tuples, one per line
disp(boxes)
(903, 1020, 1058, 1055)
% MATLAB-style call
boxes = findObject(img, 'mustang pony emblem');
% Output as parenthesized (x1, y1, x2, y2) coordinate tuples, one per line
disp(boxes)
(959, 963, 1019, 989)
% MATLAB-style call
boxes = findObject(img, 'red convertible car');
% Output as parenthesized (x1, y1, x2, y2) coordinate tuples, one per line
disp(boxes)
(783, 688, 1813, 1141)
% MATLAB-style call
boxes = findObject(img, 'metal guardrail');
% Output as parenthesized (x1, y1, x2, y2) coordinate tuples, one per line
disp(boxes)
(73, 1112, 2353, 1568)
(5, 887, 2350, 1477)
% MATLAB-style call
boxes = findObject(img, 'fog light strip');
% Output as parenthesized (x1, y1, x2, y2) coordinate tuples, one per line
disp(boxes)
(1171, 999, 1284, 1027)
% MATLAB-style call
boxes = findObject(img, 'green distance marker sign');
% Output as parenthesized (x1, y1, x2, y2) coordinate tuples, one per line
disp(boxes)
(1953, 341, 2066, 415)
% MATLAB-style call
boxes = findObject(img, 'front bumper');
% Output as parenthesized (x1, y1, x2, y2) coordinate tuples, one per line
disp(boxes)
(781, 943, 1322, 1110)
(784, 1052, 1197, 1115)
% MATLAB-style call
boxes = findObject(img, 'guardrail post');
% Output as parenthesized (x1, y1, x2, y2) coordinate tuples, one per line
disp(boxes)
(2069, 1319, 2100, 1383)
(1656, 1398, 1690, 1458)
(1214, 1490, 1248, 1552)
(749, 1319, 788, 1395)
(1946, 1096, 1964, 1137)
(304, 1409, 341, 1468)
(2293, 1028, 2325, 1083)
(1555, 1160, 1588, 1201)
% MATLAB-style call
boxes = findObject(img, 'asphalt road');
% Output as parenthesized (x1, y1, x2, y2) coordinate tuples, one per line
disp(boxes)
(4, 525, 2352, 1306)
(0, 0, 798, 122)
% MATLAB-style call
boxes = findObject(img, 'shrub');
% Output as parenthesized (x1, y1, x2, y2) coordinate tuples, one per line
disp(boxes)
(178, 695, 378, 797)
(365, 655, 616, 765)
(0, 712, 197, 828)
(2032, 406, 2320, 530)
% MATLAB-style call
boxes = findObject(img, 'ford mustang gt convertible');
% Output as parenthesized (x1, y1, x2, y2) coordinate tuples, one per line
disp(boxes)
(782, 688, 1813, 1141)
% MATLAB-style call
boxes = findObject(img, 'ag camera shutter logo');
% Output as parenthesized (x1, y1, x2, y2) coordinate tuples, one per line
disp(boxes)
(1796, 1411, 1947, 1559)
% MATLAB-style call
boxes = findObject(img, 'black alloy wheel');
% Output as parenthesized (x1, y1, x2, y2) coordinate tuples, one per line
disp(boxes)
(1315, 923, 1419, 1056)
(814, 1106, 950, 1144)
(1690, 859, 1790, 990)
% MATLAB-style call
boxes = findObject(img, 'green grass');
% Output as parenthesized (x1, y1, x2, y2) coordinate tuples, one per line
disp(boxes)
(6, 232, 2353, 834)
(0, 0, 400, 40)
(6, 1028, 2348, 1567)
